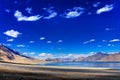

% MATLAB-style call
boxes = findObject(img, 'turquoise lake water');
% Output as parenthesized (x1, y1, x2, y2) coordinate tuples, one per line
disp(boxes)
(40, 62, 120, 69)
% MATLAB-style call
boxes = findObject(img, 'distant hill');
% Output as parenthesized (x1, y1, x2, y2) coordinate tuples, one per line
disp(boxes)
(99, 53, 120, 61)
(75, 52, 120, 62)
(81, 52, 109, 61)
(46, 52, 120, 62)
(0, 44, 44, 64)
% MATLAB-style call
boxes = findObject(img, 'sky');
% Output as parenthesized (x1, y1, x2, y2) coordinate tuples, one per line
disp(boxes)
(0, 0, 120, 59)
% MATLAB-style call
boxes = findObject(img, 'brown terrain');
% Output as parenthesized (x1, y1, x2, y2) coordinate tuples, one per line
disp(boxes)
(0, 44, 44, 64)
(79, 52, 120, 62)
(0, 44, 120, 80)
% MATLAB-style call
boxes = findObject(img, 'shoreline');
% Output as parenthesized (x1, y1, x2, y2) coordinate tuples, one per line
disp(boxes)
(0, 62, 120, 80)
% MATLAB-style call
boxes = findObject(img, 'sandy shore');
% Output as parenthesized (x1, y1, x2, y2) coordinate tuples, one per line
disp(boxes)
(0, 62, 120, 80)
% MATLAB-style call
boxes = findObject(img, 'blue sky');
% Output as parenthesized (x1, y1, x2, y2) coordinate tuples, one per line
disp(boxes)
(0, 0, 120, 59)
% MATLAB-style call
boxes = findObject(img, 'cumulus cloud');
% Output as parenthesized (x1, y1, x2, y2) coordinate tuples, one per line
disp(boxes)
(96, 4, 114, 14)
(63, 7, 84, 18)
(17, 45, 25, 47)
(7, 39, 14, 42)
(38, 53, 54, 59)
(83, 39, 95, 44)
(109, 39, 120, 42)
(40, 37, 45, 40)
(4, 29, 21, 38)
(43, 7, 57, 19)
(14, 10, 41, 21)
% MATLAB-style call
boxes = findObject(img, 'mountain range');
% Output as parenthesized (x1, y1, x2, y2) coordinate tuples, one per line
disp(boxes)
(46, 52, 120, 62)
(1, 44, 120, 63)
(0, 44, 44, 64)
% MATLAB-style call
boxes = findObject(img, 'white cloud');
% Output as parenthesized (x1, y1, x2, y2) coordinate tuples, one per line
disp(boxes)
(102, 40, 107, 42)
(3, 43, 12, 46)
(22, 52, 28, 55)
(17, 45, 25, 47)
(109, 39, 120, 42)
(25, 7, 32, 14)
(83, 39, 95, 44)
(43, 7, 57, 19)
(60, 53, 89, 59)
(4, 29, 21, 38)
(44, 12, 57, 19)
(93, 2, 101, 7)
(107, 44, 114, 47)
(14, 10, 41, 21)
(30, 52, 35, 55)
(57, 40, 63, 43)
(40, 37, 45, 40)
(7, 39, 14, 42)
(47, 41, 52, 43)
(64, 7, 84, 18)
(38, 53, 54, 59)
(5, 9, 10, 13)
(22, 52, 35, 56)
(96, 4, 114, 14)
(105, 28, 113, 31)
(29, 41, 35, 43)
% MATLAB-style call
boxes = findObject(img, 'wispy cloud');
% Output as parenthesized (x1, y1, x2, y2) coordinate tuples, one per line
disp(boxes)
(3, 43, 12, 47)
(107, 44, 114, 47)
(109, 39, 120, 42)
(102, 40, 107, 42)
(25, 7, 32, 14)
(14, 10, 41, 21)
(57, 40, 63, 43)
(63, 7, 84, 18)
(93, 2, 101, 7)
(22, 52, 35, 56)
(105, 28, 113, 31)
(43, 7, 57, 19)
(83, 39, 95, 44)
(17, 45, 25, 47)
(47, 41, 52, 43)
(30, 52, 35, 55)
(7, 39, 14, 42)
(29, 41, 35, 43)
(40, 37, 45, 40)
(4, 29, 21, 38)
(5, 9, 10, 13)
(96, 4, 114, 14)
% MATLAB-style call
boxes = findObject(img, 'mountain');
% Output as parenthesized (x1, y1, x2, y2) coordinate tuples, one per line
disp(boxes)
(99, 53, 120, 61)
(0, 44, 44, 64)
(81, 52, 109, 61)
(74, 52, 120, 62)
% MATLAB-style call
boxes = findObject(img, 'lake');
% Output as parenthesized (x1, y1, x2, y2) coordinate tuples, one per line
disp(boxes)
(40, 62, 120, 69)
